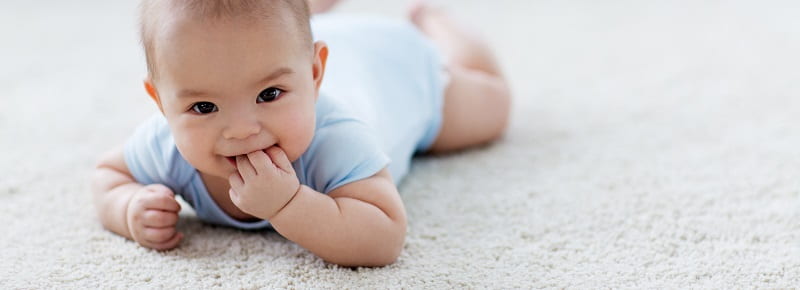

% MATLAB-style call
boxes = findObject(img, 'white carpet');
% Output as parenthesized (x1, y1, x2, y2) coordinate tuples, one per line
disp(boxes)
(2, 0, 799, 288)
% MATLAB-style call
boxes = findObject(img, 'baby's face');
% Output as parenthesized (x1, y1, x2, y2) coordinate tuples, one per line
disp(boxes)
(151, 16, 325, 179)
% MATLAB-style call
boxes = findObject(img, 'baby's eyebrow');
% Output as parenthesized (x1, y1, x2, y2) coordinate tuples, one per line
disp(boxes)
(176, 89, 208, 99)
(253, 67, 294, 87)
(176, 67, 294, 99)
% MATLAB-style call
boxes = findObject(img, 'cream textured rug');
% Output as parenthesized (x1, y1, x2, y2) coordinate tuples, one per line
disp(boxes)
(2, 0, 799, 288)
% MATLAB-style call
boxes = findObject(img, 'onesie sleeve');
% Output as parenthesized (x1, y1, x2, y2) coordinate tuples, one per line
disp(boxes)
(123, 115, 194, 194)
(297, 118, 391, 194)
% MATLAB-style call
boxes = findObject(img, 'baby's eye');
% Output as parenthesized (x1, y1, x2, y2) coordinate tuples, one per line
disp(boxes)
(190, 102, 218, 114)
(257, 87, 284, 103)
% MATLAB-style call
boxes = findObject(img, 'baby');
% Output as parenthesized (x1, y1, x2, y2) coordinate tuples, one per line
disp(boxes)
(91, 0, 510, 267)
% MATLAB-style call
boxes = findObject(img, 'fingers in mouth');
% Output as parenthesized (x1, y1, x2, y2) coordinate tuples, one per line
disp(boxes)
(226, 156, 237, 166)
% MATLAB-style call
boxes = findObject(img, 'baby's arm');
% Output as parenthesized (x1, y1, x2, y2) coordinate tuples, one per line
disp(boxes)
(270, 168, 407, 267)
(228, 148, 406, 266)
(91, 147, 183, 250)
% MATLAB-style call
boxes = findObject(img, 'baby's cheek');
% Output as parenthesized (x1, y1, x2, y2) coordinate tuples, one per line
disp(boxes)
(174, 134, 215, 170)
(285, 112, 315, 161)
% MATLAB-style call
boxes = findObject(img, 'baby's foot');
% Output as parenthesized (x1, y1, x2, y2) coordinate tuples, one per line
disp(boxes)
(408, 0, 446, 31)
(310, 0, 342, 14)
(408, 0, 431, 27)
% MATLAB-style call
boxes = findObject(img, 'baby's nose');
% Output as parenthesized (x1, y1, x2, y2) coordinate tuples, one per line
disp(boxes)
(222, 114, 261, 140)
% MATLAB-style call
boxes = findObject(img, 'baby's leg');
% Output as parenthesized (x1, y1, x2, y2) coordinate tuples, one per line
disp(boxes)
(411, 3, 511, 153)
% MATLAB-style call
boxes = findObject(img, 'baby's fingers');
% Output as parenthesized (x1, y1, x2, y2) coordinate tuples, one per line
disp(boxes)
(265, 146, 294, 174)
(147, 232, 184, 251)
(236, 155, 257, 178)
(141, 210, 179, 228)
(246, 150, 272, 175)
(142, 226, 178, 244)
(140, 191, 181, 213)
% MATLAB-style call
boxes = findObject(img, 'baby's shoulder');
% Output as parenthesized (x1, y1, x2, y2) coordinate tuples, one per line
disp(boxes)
(297, 97, 389, 193)
(124, 114, 196, 191)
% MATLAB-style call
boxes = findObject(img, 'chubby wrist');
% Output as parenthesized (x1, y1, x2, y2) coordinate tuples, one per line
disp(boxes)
(239, 184, 304, 221)
(263, 184, 303, 220)
(114, 183, 144, 239)
(268, 185, 315, 223)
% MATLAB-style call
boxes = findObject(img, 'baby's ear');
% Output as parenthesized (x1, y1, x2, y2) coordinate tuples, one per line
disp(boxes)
(312, 41, 328, 99)
(143, 78, 164, 113)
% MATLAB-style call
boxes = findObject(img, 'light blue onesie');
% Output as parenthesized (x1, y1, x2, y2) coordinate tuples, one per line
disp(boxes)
(124, 15, 446, 230)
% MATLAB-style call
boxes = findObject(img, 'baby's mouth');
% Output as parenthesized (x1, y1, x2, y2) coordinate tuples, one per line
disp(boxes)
(226, 156, 238, 166)
(225, 147, 272, 167)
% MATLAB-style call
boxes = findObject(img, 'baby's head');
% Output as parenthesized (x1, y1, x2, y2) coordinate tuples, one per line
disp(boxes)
(139, 0, 328, 179)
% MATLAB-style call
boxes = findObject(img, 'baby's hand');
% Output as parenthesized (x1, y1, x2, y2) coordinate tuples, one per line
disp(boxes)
(126, 184, 184, 251)
(228, 146, 300, 220)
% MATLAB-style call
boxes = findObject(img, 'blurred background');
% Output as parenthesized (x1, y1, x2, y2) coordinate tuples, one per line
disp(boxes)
(2, 0, 799, 177)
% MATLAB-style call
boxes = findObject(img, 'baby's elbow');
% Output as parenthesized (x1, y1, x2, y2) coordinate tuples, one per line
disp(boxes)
(364, 219, 407, 266)
(326, 228, 406, 267)
(368, 238, 404, 267)
(327, 241, 403, 267)
(367, 253, 401, 267)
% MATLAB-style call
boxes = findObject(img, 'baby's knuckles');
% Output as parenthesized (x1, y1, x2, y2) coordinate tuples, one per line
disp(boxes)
(144, 183, 173, 195)
(144, 227, 175, 242)
(143, 209, 178, 227)
(127, 184, 179, 248)
(265, 146, 295, 174)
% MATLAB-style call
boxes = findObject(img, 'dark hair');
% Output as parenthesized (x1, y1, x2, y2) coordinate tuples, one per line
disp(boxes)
(139, 0, 312, 79)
